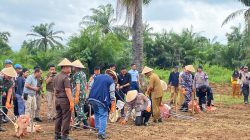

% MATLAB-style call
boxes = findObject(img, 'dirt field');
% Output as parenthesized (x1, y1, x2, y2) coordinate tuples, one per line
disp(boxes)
(1, 84, 250, 140)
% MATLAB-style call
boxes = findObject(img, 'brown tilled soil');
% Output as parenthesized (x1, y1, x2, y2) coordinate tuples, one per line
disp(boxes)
(2, 84, 250, 140)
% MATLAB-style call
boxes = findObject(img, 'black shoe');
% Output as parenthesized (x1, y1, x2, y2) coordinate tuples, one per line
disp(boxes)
(158, 118, 163, 123)
(98, 134, 106, 140)
(62, 135, 73, 140)
(143, 122, 149, 126)
(0, 127, 6, 132)
(153, 120, 158, 123)
(54, 135, 62, 140)
(34, 117, 42, 122)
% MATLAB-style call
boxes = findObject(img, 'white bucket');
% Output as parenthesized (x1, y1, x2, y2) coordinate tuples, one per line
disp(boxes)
(116, 100, 125, 110)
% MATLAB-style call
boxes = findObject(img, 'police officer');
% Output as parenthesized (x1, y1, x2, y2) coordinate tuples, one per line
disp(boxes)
(54, 58, 74, 140)
(71, 60, 88, 128)
(0, 67, 17, 131)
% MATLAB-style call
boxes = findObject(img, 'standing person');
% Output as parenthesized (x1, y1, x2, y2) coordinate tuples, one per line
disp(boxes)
(23, 68, 42, 121)
(180, 65, 195, 112)
(14, 64, 22, 117)
(1, 59, 13, 122)
(128, 64, 140, 91)
(240, 66, 250, 104)
(178, 65, 186, 106)
(0, 67, 17, 131)
(89, 66, 101, 84)
(231, 69, 240, 98)
(46, 64, 57, 121)
(109, 64, 117, 72)
(72, 60, 88, 128)
(168, 66, 179, 105)
(54, 58, 74, 140)
(16, 68, 29, 115)
(117, 66, 131, 117)
(143, 66, 163, 123)
(34, 67, 43, 122)
(88, 69, 117, 140)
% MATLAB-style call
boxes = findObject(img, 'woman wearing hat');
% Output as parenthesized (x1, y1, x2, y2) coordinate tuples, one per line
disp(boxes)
(180, 65, 195, 112)
(120, 90, 151, 126)
(71, 60, 88, 128)
(0, 67, 17, 131)
(88, 69, 117, 140)
(142, 66, 163, 123)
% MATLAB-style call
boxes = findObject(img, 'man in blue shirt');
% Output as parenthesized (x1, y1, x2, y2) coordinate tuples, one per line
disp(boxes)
(88, 69, 117, 140)
(168, 66, 179, 105)
(128, 64, 139, 91)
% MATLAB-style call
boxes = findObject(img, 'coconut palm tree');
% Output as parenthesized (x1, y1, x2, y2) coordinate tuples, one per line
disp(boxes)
(0, 31, 11, 42)
(27, 22, 64, 52)
(222, 0, 250, 31)
(116, 0, 151, 72)
(81, 4, 116, 34)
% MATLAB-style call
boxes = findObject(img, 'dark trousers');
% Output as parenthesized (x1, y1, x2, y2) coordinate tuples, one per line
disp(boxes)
(14, 96, 19, 116)
(115, 90, 125, 116)
(2, 96, 8, 118)
(196, 87, 213, 108)
(55, 98, 71, 136)
(135, 110, 151, 126)
(242, 84, 249, 103)
(130, 82, 139, 91)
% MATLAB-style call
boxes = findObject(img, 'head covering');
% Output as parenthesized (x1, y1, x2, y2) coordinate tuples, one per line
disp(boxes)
(72, 60, 85, 68)
(58, 58, 73, 67)
(126, 90, 138, 102)
(142, 66, 153, 74)
(14, 64, 22, 69)
(4, 59, 13, 64)
(1, 67, 17, 77)
(185, 65, 195, 73)
(105, 69, 118, 82)
(174, 66, 178, 69)
(244, 66, 248, 69)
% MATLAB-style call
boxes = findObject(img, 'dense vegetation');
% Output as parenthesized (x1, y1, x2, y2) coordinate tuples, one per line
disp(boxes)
(0, 3, 249, 74)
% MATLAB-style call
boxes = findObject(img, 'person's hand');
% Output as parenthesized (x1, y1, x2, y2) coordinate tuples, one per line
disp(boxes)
(146, 106, 151, 112)
(6, 102, 11, 109)
(70, 101, 74, 112)
(110, 101, 116, 113)
(120, 86, 124, 89)
(120, 119, 127, 125)
(33, 87, 39, 91)
(74, 97, 79, 104)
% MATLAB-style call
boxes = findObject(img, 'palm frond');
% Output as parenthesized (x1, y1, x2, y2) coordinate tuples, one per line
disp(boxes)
(222, 9, 246, 26)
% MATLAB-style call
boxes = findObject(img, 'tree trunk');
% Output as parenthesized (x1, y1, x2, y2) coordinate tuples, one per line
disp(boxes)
(132, 0, 143, 72)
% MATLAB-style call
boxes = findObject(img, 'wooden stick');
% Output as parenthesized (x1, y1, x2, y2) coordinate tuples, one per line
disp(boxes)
(192, 91, 195, 115)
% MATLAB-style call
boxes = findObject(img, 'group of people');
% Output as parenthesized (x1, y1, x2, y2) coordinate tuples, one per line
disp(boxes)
(231, 66, 250, 104)
(168, 65, 214, 112)
(0, 57, 216, 140)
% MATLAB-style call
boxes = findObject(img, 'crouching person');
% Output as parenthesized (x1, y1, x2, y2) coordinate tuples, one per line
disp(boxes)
(120, 90, 151, 126)
(196, 85, 213, 111)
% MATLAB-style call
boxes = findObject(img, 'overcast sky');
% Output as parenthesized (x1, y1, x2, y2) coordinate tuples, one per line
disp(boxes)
(0, 0, 246, 51)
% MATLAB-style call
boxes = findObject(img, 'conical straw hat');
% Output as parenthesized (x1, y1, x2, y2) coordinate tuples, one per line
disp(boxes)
(126, 90, 138, 102)
(185, 65, 195, 73)
(105, 69, 118, 82)
(58, 58, 73, 66)
(72, 60, 85, 68)
(142, 66, 153, 74)
(1, 66, 17, 77)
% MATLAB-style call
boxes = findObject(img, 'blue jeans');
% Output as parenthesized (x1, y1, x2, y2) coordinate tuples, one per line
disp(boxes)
(130, 81, 139, 91)
(91, 102, 108, 135)
(16, 94, 25, 115)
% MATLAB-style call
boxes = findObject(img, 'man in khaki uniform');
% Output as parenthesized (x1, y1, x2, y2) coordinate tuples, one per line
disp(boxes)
(54, 58, 74, 140)
(143, 66, 163, 123)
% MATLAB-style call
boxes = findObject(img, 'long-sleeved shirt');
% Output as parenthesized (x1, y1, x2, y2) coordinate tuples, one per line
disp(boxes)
(240, 72, 250, 85)
(181, 72, 193, 90)
(16, 76, 25, 96)
(125, 93, 151, 121)
(168, 71, 179, 86)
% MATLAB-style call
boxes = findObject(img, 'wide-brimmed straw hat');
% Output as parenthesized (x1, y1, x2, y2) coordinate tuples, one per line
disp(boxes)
(142, 66, 153, 74)
(1, 67, 17, 77)
(58, 58, 73, 67)
(185, 65, 195, 73)
(126, 90, 138, 102)
(72, 60, 85, 68)
(105, 69, 118, 82)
